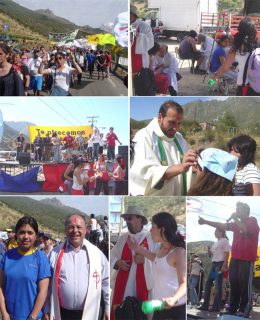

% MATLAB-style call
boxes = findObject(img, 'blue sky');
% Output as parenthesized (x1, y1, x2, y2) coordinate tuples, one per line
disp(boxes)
(28, 195, 109, 216)
(130, 97, 228, 120)
(0, 97, 129, 145)
(187, 196, 260, 243)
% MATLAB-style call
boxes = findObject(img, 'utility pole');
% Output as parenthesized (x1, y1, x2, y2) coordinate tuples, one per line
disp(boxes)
(87, 116, 99, 128)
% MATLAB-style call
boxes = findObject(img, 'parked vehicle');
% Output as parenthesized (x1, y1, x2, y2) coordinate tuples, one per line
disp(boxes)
(147, 0, 218, 41)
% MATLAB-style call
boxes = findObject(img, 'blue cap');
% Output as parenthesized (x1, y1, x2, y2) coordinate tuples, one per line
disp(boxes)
(198, 148, 238, 181)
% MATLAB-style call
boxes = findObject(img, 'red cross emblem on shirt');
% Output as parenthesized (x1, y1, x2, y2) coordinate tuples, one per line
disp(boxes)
(93, 270, 100, 289)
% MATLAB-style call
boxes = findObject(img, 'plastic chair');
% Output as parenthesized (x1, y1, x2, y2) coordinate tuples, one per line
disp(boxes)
(174, 46, 194, 72)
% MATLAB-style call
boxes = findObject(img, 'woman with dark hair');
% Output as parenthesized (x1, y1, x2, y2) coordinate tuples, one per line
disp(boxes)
(39, 51, 82, 96)
(188, 148, 238, 196)
(129, 212, 186, 320)
(51, 132, 61, 163)
(0, 216, 51, 320)
(227, 134, 260, 195)
(113, 155, 126, 195)
(94, 154, 109, 195)
(198, 229, 230, 312)
(71, 157, 93, 195)
(215, 17, 258, 96)
(0, 43, 25, 96)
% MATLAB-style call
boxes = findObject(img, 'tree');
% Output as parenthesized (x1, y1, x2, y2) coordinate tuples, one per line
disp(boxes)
(218, 0, 244, 13)
(218, 111, 237, 128)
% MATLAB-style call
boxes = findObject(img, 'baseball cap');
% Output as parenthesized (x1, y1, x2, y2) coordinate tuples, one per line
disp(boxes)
(43, 233, 51, 240)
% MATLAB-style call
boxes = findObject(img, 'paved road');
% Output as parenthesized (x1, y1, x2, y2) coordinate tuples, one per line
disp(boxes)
(70, 70, 128, 96)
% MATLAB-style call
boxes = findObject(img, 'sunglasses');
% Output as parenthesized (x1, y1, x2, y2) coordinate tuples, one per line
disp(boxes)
(56, 56, 63, 60)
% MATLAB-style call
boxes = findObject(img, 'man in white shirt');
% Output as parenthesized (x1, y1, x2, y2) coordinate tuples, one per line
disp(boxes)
(130, 100, 197, 196)
(27, 49, 43, 96)
(44, 213, 109, 320)
(110, 206, 156, 320)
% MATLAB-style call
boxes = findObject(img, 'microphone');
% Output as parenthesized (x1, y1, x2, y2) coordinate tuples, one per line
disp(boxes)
(226, 212, 236, 222)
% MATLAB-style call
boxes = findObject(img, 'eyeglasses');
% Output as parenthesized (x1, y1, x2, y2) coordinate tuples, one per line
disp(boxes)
(56, 56, 63, 60)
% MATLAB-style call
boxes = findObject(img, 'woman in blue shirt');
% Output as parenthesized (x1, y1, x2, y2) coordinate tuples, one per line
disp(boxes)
(0, 216, 51, 320)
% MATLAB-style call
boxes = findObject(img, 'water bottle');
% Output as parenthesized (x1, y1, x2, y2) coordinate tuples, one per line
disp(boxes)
(141, 300, 165, 314)
(208, 79, 216, 90)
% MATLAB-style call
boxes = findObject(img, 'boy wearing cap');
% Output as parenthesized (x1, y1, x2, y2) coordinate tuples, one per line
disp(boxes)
(198, 202, 259, 317)
(110, 206, 157, 320)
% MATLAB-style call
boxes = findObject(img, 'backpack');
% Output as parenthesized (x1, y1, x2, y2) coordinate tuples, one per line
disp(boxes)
(133, 68, 157, 96)
(114, 296, 147, 320)
(247, 48, 260, 93)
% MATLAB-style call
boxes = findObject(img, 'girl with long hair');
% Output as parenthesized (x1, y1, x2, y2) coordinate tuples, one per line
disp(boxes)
(0, 216, 51, 320)
(188, 148, 238, 196)
(215, 17, 258, 96)
(198, 229, 230, 312)
(0, 43, 25, 96)
(227, 134, 260, 195)
(129, 212, 186, 320)
(113, 155, 126, 195)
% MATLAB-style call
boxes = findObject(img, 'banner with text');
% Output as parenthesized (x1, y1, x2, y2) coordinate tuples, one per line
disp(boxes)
(28, 125, 93, 143)
(48, 29, 79, 42)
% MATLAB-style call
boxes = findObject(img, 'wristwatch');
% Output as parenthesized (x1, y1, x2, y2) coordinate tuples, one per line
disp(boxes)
(28, 316, 36, 320)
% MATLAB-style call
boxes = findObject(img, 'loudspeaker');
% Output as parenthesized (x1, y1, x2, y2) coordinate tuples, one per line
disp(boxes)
(17, 152, 30, 165)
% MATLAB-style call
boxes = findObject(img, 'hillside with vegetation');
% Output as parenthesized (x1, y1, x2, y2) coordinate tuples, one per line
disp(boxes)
(0, 0, 101, 45)
(131, 97, 260, 165)
(0, 196, 89, 238)
(123, 197, 186, 225)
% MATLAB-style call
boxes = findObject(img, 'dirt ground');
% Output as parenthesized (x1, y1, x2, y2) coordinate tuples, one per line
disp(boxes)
(155, 37, 237, 97)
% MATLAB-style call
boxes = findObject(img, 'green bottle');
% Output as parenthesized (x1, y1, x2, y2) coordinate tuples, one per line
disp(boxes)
(208, 79, 216, 90)
(141, 300, 165, 314)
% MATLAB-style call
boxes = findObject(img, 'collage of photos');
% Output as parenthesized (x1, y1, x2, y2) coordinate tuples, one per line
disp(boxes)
(0, 0, 259, 320)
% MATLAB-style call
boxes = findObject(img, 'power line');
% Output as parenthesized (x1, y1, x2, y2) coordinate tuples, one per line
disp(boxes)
(39, 98, 75, 126)
(54, 98, 85, 126)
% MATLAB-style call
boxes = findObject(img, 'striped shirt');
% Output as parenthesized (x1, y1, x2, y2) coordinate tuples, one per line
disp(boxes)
(233, 163, 260, 196)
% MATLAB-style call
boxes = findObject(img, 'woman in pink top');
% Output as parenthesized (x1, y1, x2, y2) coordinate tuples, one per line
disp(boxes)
(94, 154, 109, 195)
(113, 155, 126, 195)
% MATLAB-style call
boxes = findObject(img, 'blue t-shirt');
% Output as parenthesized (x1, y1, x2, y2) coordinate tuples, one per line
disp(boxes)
(210, 45, 226, 73)
(0, 248, 51, 320)
(86, 53, 96, 65)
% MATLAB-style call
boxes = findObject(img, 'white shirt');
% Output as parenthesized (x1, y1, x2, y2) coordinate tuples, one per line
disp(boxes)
(233, 163, 260, 196)
(235, 51, 250, 86)
(211, 238, 230, 262)
(153, 249, 186, 305)
(49, 64, 74, 91)
(27, 57, 42, 76)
